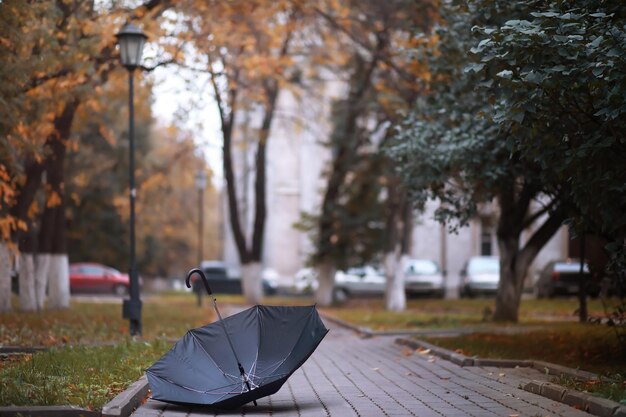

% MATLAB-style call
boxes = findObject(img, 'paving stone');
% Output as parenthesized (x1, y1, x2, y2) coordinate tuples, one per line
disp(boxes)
(130, 321, 597, 417)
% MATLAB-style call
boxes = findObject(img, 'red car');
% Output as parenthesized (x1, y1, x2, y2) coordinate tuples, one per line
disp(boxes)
(69, 263, 130, 295)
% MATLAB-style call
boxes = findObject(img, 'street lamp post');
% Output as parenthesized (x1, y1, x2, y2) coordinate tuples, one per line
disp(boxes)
(194, 170, 207, 307)
(195, 170, 208, 265)
(116, 22, 147, 337)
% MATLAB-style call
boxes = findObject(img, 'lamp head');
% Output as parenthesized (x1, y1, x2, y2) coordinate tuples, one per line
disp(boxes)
(115, 22, 147, 70)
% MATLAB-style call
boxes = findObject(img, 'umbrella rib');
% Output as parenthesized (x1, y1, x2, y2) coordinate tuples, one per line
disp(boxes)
(190, 331, 237, 379)
(257, 307, 317, 377)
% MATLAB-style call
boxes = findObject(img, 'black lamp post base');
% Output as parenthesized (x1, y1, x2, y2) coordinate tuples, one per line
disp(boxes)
(123, 299, 143, 336)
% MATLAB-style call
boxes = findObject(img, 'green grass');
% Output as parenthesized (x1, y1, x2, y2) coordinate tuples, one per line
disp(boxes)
(0, 340, 171, 410)
(0, 293, 216, 410)
(421, 323, 626, 402)
(551, 374, 626, 404)
(321, 297, 609, 330)
(0, 294, 215, 346)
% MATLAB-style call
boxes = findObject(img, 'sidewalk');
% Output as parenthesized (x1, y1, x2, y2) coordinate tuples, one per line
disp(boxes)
(131, 320, 595, 417)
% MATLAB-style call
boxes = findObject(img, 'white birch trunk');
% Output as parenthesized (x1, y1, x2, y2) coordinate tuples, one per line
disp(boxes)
(314, 258, 335, 307)
(384, 251, 407, 311)
(0, 243, 12, 312)
(47, 254, 69, 309)
(241, 262, 263, 305)
(34, 254, 50, 310)
(19, 253, 37, 311)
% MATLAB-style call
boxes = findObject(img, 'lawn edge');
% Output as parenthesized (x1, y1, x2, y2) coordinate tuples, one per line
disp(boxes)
(101, 375, 149, 417)
(395, 337, 626, 417)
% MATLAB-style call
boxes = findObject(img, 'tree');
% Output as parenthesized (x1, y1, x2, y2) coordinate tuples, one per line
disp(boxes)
(388, 0, 566, 322)
(309, 0, 435, 308)
(180, 0, 324, 303)
(0, 0, 173, 311)
(469, 0, 626, 271)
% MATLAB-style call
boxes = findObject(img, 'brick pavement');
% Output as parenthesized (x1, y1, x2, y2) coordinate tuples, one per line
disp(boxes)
(132, 321, 594, 417)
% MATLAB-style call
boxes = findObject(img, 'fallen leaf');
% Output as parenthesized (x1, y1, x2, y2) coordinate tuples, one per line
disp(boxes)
(372, 367, 379, 371)
(402, 347, 413, 357)
(417, 348, 431, 355)
(499, 373, 506, 377)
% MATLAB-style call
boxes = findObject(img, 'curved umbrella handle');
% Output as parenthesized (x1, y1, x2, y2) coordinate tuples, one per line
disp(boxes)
(186, 268, 213, 296)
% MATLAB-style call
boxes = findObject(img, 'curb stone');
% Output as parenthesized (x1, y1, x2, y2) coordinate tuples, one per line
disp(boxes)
(540, 381, 568, 402)
(101, 376, 149, 417)
(394, 336, 624, 417)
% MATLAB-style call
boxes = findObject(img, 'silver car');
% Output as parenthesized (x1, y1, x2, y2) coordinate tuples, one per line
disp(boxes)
(333, 266, 385, 302)
(404, 259, 445, 298)
(459, 256, 500, 297)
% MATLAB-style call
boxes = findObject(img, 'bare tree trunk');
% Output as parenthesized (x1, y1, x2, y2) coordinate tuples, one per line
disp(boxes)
(38, 100, 75, 310)
(383, 182, 410, 311)
(385, 252, 406, 311)
(493, 185, 565, 322)
(0, 243, 12, 312)
(494, 237, 522, 322)
(240, 262, 263, 305)
(34, 254, 50, 310)
(19, 253, 36, 311)
(47, 254, 69, 309)
(315, 258, 335, 306)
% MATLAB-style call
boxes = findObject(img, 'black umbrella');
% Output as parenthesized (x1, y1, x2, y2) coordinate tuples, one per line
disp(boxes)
(146, 268, 328, 409)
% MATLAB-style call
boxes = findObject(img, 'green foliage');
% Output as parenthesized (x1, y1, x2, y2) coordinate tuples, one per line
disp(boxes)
(469, 0, 626, 260)
(387, 0, 545, 231)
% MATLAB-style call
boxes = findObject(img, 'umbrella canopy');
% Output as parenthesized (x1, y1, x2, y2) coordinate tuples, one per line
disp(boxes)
(146, 269, 328, 409)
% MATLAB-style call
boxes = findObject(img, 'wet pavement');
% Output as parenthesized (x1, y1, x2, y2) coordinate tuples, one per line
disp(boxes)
(131, 320, 593, 417)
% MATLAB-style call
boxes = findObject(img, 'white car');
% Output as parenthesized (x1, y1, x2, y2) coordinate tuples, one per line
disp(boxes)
(459, 256, 500, 297)
(333, 266, 385, 302)
(404, 259, 445, 298)
(293, 267, 319, 294)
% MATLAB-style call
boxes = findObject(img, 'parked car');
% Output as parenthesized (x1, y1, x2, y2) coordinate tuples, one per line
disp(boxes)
(69, 263, 130, 295)
(535, 259, 600, 298)
(333, 266, 385, 302)
(261, 268, 279, 295)
(195, 261, 278, 295)
(459, 256, 500, 297)
(404, 259, 444, 298)
(293, 267, 319, 294)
